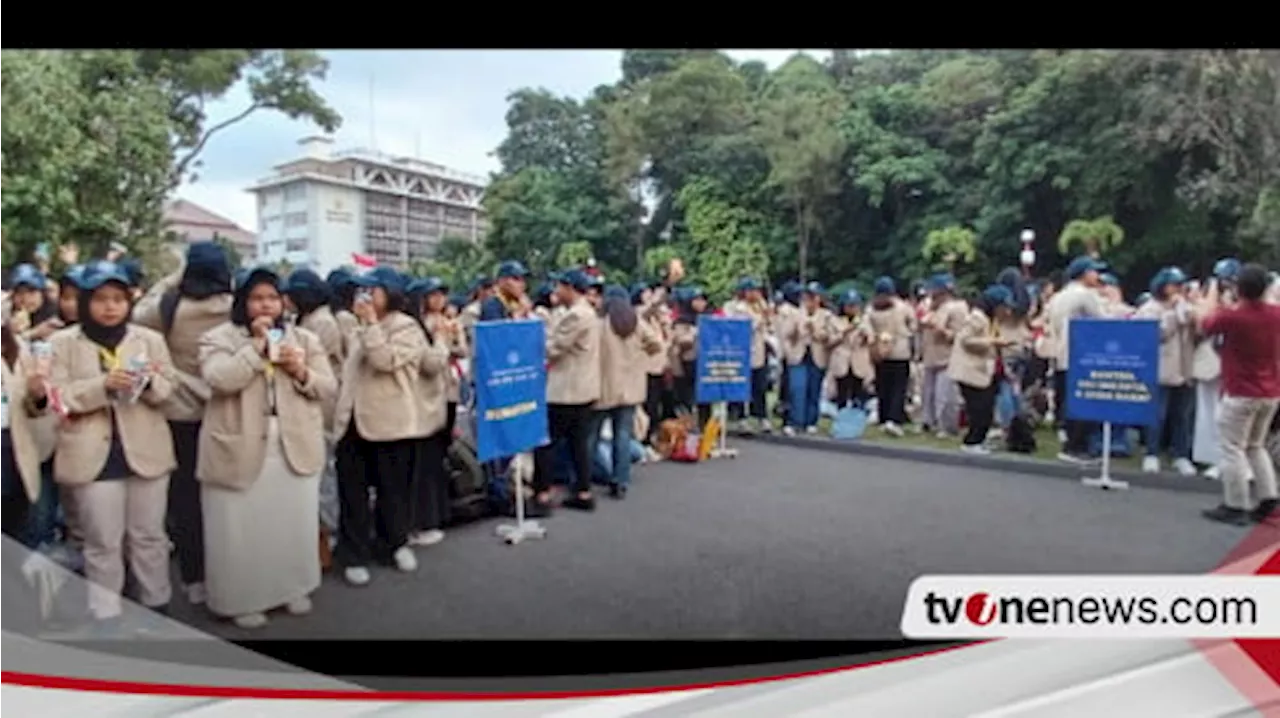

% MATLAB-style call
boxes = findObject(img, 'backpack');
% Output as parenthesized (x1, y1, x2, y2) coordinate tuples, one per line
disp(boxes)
(1005, 414, 1038, 454)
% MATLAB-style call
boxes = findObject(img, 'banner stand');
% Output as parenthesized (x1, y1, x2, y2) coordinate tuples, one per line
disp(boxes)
(709, 402, 738, 459)
(1081, 422, 1129, 491)
(495, 453, 547, 545)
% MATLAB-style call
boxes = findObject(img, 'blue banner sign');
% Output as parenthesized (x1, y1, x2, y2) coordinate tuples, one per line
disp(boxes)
(695, 316, 753, 404)
(472, 319, 549, 462)
(1065, 318, 1160, 427)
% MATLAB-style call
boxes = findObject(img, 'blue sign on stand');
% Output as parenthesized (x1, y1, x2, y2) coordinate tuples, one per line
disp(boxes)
(1065, 318, 1161, 427)
(695, 316, 753, 404)
(472, 319, 549, 462)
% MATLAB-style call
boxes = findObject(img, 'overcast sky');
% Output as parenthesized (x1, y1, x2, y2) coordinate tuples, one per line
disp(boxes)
(176, 50, 831, 231)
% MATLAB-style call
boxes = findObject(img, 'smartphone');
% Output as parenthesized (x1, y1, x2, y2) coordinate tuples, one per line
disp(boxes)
(355, 289, 373, 305)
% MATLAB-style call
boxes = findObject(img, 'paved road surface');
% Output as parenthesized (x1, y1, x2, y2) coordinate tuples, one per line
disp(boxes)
(171, 443, 1250, 640)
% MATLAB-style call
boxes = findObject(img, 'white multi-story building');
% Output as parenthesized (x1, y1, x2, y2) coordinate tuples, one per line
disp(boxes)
(247, 136, 489, 276)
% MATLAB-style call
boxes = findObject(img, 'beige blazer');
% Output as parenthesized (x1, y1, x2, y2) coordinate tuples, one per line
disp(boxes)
(948, 309, 999, 390)
(827, 314, 875, 381)
(669, 321, 697, 375)
(49, 325, 178, 485)
(332, 312, 430, 443)
(1045, 282, 1104, 368)
(22, 333, 61, 462)
(133, 272, 233, 422)
(1134, 300, 1196, 386)
(414, 333, 451, 440)
(300, 305, 345, 432)
(334, 309, 359, 360)
(639, 311, 670, 376)
(596, 317, 663, 410)
(722, 299, 771, 369)
(196, 322, 337, 490)
(424, 312, 468, 403)
(920, 298, 969, 368)
(867, 299, 917, 362)
(3, 349, 46, 501)
(546, 297, 602, 405)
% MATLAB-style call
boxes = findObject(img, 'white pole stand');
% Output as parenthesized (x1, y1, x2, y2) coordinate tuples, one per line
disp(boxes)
(1081, 422, 1130, 491)
(495, 453, 547, 545)
(709, 402, 738, 459)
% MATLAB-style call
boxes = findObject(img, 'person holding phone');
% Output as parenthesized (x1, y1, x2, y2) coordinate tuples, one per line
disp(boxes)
(1135, 267, 1198, 476)
(949, 285, 1019, 454)
(196, 267, 336, 628)
(49, 260, 177, 632)
(331, 267, 429, 586)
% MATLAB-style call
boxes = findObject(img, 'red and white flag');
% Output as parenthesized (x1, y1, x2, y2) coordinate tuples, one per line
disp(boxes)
(351, 253, 377, 272)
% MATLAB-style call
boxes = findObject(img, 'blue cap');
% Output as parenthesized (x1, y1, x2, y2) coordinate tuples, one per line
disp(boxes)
(1213, 258, 1242, 281)
(1066, 256, 1107, 280)
(557, 269, 592, 292)
(119, 257, 145, 286)
(234, 266, 280, 293)
(604, 284, 629, 301)
(497, 260, 529, 279)
(326, 267, 354, 291)
(926, 273, 955, 292)
(585, 272, 606, 289)
(354, 266, 407, 294)
(10, 263, 47, 290)
(1100, 272, 1119, 287)
(79, 260, 134, 291)
(804, 281, 825, 296)
(1149, 266, 1187, 296)
(59, 264, 88, 289)
(874, 276, 896, 295)
(736, 277, 762, 293)
(186, 240, 228, 272)
(982, 284, 1016, 308)
(283, 268, 326, 294)
(468, 275, 493, 294)
(422, 276, 448, 294)
(839, 289, 864, 307)
(1136, 291, 1152, 306)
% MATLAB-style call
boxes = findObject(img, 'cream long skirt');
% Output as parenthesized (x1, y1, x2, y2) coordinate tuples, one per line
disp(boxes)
(203, 418, 320, 618)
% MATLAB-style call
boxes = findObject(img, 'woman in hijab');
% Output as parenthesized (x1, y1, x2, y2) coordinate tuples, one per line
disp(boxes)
(406, 277, 462, 547)
(670, 286, 713, 428)
(593, 285, 662, 498)
(827, 289, 874, 411)
(949, 285, 1018, 455)
(1135, 267, 1198, 476)
(866, 276, 917, 436)
(49, 260, 177, 631)
(633, 282, 670, 442)
(196, 267, 336, 629)
(326, 268, 360, 357)
(2, 316, 48, 541)
(331, 267, 430, 586)
(132, 240, 234, 608)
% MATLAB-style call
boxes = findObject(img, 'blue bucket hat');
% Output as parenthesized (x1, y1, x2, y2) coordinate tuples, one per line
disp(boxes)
(838, 289, 864, 307)
(781, 280, 802, 304)
(736, 277, 762, 293)
(925, 273, 955, 293)
(354, 266, 408, 294)
(234, 265, 281, 293)
(1149, 266, 1187, 296)
(79, 260, 134, 291)
(1100, 272, 1119, 287)
(326, 267, 355, 291)
(10, 263, 47, 291)
(283, 268, 326, 294)
(1212, 258, 1242, 282)
(118, 257, 145, 287)
(186, 240, 228, 273)
(421, 276, 449, 294)
(59, 264, 88, 289)
(874, 276, 896, 295)
(497, 260, 529, 279)
(981, 284, 1016, 308)
(1066, 256, 1107, 281)
(468, 275, 493, 295)
(604, 284, 629, 301)
(804, 280, 825, 296)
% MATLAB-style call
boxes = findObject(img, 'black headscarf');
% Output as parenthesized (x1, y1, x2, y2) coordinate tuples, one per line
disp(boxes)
(78, 281, 131, 350)
(178, 241, 233, 300)
(230, 269, 283, 329)
(284, 281, 329, 321)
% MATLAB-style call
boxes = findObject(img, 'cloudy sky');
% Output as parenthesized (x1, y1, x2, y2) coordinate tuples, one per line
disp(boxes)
(176, 50, 830, 231)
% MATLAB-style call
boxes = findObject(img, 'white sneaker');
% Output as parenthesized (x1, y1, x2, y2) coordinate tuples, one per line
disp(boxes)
(883, 422, 904, 437)
(935, 430, 951, 440)
(804, 426, 819, 435)
(285, 596, 312, 616)
(1173, 458, 1196, 477)
(1142, 456, 1161, 473)
(233, 612, 268, 629)
(783, 426, 796, 437)
(961, 444, 992, 455)
(185, 582, 207, 606)
(1202, 465, 1222, 481)
(644, 447, 663, 463)
(413, 529, 445, 547)
(393, 546, 418, 572)
(344, 566, 371, 586)
(1056, 429, 1069, 444)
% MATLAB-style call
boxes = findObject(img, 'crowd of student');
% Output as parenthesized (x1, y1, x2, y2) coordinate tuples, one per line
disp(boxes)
(2, 244, 1278, 636)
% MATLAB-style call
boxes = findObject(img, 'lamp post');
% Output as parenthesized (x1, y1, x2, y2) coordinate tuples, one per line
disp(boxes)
(1019, 228, 1036, 278)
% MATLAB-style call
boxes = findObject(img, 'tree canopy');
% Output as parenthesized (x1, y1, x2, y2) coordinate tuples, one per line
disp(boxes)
(481, 49, 1280, 299)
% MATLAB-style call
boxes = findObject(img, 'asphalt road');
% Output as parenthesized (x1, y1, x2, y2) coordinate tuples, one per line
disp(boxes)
(170, 442, 1253, 641)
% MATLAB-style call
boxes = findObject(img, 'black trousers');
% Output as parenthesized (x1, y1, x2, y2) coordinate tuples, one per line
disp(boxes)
(335, 428, 414, 567)
(644, 375, 664, 441)
(875, 359, 911, 425)
(167, 420, 204, 586)
(411, 430, 451, 532)
(2, 433, 32, 544)
(445, 401, 457, 439)
(533, 403, 594, 494)
(835, 374, 869, 408)
(1052, 371, 1097, 454)
(959, 382, 998, 446)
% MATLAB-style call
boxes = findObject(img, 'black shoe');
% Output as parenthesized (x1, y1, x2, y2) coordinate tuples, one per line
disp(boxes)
(1250, 498, 1278, 524)
(609, 484, 627, 500)
(524, 497, 552, 518)
(1202, 504, 1250, 526)
(563, 494, 596, 511)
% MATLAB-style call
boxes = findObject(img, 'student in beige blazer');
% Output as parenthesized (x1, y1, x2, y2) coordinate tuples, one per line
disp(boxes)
(950, 286, 1018, 454)
(406, 276, 461, 548)
(532, 270, 603, 514)
(669, 286, 712, 428)
(197, 267, 337, 629)
(634, 283, 672, 441)
(722, 278, 773, 431)
(781, 282, 833, 435)
(1135, 267, 1198, 476)
(918, 274, 968, 437)
(866, 277, 918, 435)
(827, 289, 874, 410)
(326, 268, 361, 359)
(49, 261, 178, 626)
(331, 267, 429, 586)
(131, 241, 233, 606)
(592, 286, 663, 499)
(2, 323, 48, 541)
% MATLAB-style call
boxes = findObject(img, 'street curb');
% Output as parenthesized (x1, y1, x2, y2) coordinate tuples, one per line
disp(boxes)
(734, 432, 1222, 496)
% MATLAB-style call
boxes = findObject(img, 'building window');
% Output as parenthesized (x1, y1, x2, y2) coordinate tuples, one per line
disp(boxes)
(284, 212, 308, 227)
(283, 184, 306, 202)
(286, 239, 309, 252)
